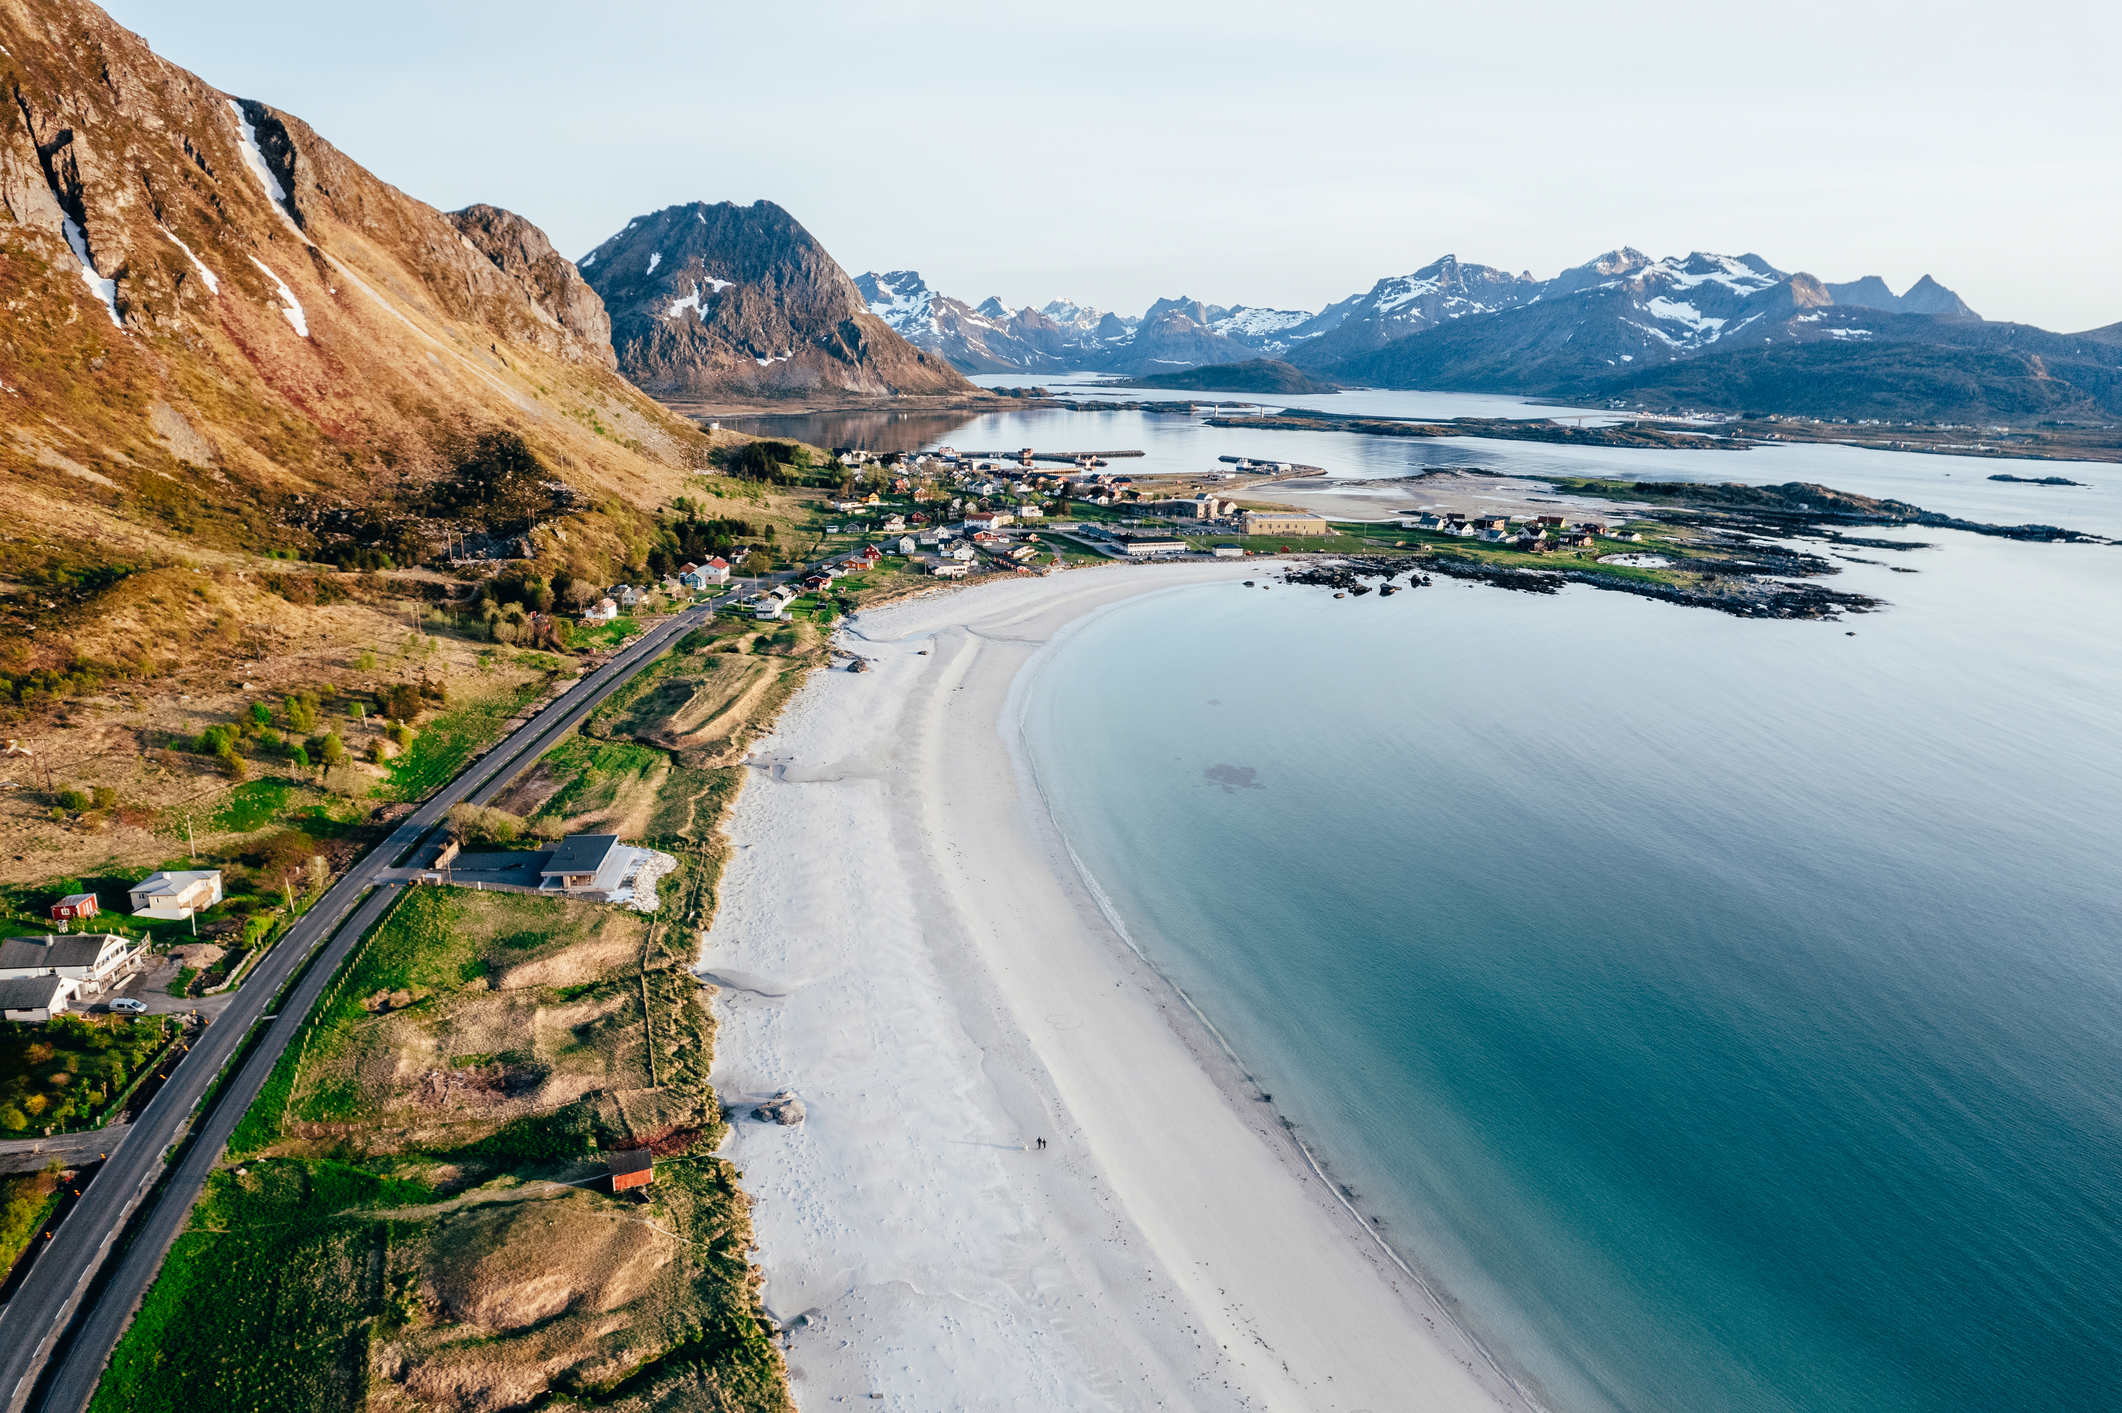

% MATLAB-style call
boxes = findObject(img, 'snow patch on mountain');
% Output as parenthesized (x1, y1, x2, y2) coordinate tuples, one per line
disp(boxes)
(160, 227, 220, 294)
(249, 255, 308, 336)
(62, 216, 123, 328)
(646, 251, 661, 274)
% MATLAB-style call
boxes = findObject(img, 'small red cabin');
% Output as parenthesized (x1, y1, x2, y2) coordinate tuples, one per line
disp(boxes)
(50, 893, 97, 922)
(608, 1149, 653, 1194)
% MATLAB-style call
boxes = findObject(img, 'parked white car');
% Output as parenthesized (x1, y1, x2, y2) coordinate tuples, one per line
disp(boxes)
(108, 997, 148, 1014)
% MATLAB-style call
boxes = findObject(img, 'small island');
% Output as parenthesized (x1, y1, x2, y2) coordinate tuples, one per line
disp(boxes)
(1988, 473, 2085, 486)
(1123, 359, 1343, 395)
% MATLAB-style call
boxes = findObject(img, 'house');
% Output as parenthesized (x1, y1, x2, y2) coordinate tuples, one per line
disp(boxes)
(608, 1149, 654, 1194)
(0, 933, 140, 995)
(1211, 546, 1245, 559)
(946, 543, 976, 561)
(898, 536, 917, 555)
(676, 561, 700, 578)
(1239, 511, 1330, 538)
(931, 560, 971, 579)
(1017, 504, 1044, 519)
(1122, 538, 1190, 558)
(612, 585, 643, 609)
(581, 597, 619, 623)
(0, 975, 76, 1024)
(964, 511, 1014, 531)
(538, 835, 631, 896)
(129, 870, 222, 920)
(50, 893, 98, 924)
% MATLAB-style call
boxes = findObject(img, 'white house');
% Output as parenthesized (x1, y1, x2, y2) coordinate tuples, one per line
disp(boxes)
(0, 975, 77, 1023)
(129, 870, 222, 920)
(897, 536, 917, 555)
(946, 543, 976, 561)
(1122, 538, 1189, 558)
(582, 597, 620, 622)
(0, 933, 140, 996)
(1211, 546, 1245, 558)
(881, 514, 907, 533)
(931, 560, 971, 579)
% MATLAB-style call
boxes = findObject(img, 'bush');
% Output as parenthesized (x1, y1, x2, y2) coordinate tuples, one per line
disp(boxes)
(381, 683, 422, 722)
(249, 702, 271, 729)
(283, 694, 316, 733)
(56, 787, 90, 813)
(318, 733, 347, 768)
(216, 742, 247, 782)
(91, 786, 117, 811)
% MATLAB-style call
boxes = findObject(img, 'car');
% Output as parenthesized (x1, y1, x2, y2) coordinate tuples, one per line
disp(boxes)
(108, 997, 148, 1014)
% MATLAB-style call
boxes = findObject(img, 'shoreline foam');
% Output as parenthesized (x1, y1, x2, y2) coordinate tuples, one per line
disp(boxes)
(704, 562, 1532, 1410)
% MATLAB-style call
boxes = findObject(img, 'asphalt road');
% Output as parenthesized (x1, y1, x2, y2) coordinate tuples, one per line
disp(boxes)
(0, 588, 757, 1413)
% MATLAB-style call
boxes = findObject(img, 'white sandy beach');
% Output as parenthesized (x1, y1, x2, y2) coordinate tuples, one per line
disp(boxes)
(704, 562, 1528, 1412)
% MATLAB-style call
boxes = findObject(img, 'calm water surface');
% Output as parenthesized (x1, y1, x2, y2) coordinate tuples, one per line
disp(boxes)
(1021, 533, 2122, 1412)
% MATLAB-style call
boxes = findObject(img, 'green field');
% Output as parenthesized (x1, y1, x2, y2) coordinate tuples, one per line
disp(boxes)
(0, 1167, 62, 1284)
(379, 678, 549, 802)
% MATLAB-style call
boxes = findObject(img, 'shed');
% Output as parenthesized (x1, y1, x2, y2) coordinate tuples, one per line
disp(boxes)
(608, 1148, 654, 1194)
(51, 893, 98, 923)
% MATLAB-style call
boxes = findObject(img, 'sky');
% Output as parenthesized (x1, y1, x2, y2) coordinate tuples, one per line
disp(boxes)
(105, 0, 2121, 331)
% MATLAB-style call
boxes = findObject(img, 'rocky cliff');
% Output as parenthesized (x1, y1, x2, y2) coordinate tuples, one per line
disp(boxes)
(582, 202, 971, 403)
(0, 0, 713, 691)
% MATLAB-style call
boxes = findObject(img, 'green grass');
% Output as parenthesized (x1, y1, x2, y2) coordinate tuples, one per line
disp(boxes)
(569, 614, 643, 651)
(0, 1014, 176, 1134)
(202, 778, 293, 834)
(378, 679, 547, 802)
(167, 965, 200, 998)
(89, 1159, 431, 1413)
(529, 734, 665, 827)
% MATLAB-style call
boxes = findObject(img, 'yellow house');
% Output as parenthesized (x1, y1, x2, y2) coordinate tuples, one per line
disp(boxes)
(1240, 511, 1331, 538)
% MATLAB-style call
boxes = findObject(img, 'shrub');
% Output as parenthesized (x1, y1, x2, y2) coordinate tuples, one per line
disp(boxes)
(249, 703, 271, 729)
(289, 744, 310, 772)
(216, 743, 246, 781)
(381, 683, 422, 722)
(91, 786, 117, 811)
(56, 787, 91, 813)
(318, 733, 347, 768)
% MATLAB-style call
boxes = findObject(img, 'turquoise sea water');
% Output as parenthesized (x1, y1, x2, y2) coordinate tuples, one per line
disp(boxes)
(1021, 533, 2122, 1411)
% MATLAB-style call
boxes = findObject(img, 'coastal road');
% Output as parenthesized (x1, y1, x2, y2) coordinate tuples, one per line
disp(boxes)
(0, 582, 776, 1413)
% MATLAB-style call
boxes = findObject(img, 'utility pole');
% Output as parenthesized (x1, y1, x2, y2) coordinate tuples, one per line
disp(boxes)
(185, 813, 196, 862)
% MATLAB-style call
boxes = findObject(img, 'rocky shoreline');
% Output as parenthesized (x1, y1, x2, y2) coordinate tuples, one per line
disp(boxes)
(1284, 556, 1877, 619)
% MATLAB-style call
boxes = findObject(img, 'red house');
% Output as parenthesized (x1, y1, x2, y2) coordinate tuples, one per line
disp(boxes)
(608, 1149, 653, 1194)
(50, 893, 98, 923)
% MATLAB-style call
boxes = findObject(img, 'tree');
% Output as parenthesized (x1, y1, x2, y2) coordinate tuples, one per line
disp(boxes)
(381, 683, 422, 722)
(249, 702, 271, 729)
(215, 741, 246, 781)
(319, 732, 347, 768)
(284, 694, 316, 732)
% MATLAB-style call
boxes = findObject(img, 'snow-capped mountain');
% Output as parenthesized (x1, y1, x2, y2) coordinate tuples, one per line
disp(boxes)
(854, 270, 1112, 372)
(1281, 256, 1546, 366)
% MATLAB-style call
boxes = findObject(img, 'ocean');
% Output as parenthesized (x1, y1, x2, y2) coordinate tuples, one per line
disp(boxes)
(1018, 525, 2122, 1411)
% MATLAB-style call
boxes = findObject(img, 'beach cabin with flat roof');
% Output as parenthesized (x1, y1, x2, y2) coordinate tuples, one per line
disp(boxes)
(128, 869, 222, 920)
(539, 834, 629, 896)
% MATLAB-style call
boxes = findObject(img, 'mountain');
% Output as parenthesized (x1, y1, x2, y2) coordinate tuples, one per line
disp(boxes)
(1280, 256, 1545, 367)
(0, 0, 716, 693)
(1317, 251, 2079, 420)
(581, 204, 971, 402)
(857, 270, 1089, 372)
(1589, 318, 2122, 422)
(1122, 359, 1341, 394)
(1827, 274, 1979, 319)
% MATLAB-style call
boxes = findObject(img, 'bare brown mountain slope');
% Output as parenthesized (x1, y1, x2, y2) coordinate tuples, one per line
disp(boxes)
(0, 0, 720, 700)
(581, 200, 972, 405)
